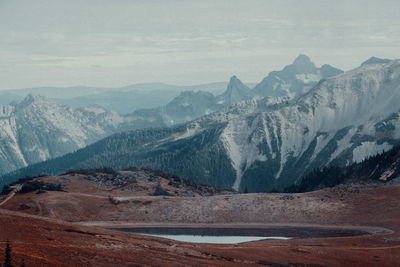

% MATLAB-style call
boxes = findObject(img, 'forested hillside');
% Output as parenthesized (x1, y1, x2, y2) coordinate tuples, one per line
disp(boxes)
(285, 145, 400, 192)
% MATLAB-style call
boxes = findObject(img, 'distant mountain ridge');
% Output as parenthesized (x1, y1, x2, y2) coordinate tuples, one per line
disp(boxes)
(361, 56, 392, 66)
(2, 58, 399, 192)
(127, 55, 343, 128)
(0, 82, 233, 114)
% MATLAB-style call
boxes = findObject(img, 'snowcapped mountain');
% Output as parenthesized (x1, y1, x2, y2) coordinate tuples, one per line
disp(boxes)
(0, 79, 249, 176)
(125, 55, 341, 129)
(3, 58, 399, 192)
(0, 94, 127, 175)
(252, 54, 343, 97)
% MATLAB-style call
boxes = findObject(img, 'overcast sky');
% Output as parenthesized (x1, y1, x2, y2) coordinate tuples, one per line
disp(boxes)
(1, 0, 399, 90)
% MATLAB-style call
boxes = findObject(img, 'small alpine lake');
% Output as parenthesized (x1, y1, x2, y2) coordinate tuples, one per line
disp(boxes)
(112, 226, 369, 244)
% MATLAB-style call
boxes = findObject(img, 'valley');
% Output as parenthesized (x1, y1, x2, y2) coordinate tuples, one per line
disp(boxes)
(2, 2, 400, 266)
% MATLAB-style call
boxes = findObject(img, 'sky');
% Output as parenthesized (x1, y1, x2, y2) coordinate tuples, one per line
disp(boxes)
(1, 0, 399, 90)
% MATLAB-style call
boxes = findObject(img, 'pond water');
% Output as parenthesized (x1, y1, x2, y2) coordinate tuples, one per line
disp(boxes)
(132, 233, 291, 244)
(113, 226, 368, 244)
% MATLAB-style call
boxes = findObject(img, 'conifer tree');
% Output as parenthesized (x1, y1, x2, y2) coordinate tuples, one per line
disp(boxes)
(3, 240, 13, 267)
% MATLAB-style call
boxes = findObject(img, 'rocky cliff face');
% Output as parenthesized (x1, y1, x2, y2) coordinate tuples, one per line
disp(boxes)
(0, 94, 125, 175)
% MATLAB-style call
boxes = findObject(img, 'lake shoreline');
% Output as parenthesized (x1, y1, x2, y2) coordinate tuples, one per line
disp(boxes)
(111, 226, 370, 239)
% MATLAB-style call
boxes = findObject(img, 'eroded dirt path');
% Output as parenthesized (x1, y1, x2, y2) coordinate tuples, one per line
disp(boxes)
(0, 184, 22, 207)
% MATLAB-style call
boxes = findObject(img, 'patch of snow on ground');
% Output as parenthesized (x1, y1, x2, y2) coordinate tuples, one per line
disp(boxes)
(1, 118, 27, 166)
(174, 123, 201, 141)
(83, 107, 106, 115)
(296, 73, 321, 83)
(309, 132, 334, 162)
(221, 118, 267, 191)
(353, 141, 393, 163)
(328, 127, 357, 164)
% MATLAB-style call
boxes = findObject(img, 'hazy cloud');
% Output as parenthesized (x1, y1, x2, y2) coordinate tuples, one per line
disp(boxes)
(0, 0, 399, 89)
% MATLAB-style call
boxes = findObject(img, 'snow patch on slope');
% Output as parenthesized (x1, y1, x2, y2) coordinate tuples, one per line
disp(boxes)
(296, 73, 321, 83)
(174, 123, 201, 141)
(328, 127, 357, 164)
(221, 119, 267, 191)
(353, 142, 393, 163)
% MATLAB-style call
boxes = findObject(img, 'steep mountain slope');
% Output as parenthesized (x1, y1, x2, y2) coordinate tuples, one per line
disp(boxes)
(285, 145, 400, 192)
(0, 95, 127, 175)
(216, 75, 251, 106)
(3, 59, 399, 192)
(252, 54, 343, 97)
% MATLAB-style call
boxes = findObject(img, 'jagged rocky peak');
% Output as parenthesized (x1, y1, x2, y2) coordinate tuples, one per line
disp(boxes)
(229, 75, 241, 85)
(23, 93, 46, 103)
(290, 54, 342, 77)
(16, 94, 50, 109)
(217, 75, 250, 106)
(291, 54, 317, 72)
(226, 75, 249, 92)
(283, 54, 318, 74)
(361, 56, 392, 66)
(252, 54, 344, 98)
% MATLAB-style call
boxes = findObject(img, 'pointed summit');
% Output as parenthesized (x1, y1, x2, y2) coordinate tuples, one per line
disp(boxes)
(16, 94, 51, 110)
(252, 55, 342, 97)
(217, 76, 250, 106)
(291, 54, 316, 73)
(229, 75, 239, 82)
(22, 93, 46, 104)
(228, 75, 244, 87)
(293, 54, 312, 65)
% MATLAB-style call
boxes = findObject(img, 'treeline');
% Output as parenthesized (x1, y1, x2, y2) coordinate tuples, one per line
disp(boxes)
(285, 145, 400, 193)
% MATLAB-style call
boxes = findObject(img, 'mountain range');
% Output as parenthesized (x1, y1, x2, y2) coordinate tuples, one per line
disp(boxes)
(125, 55, 343, 128)
(1, 56, 399, 192)
(0, 55, 340, 178)
(0, 82, 232, 114)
